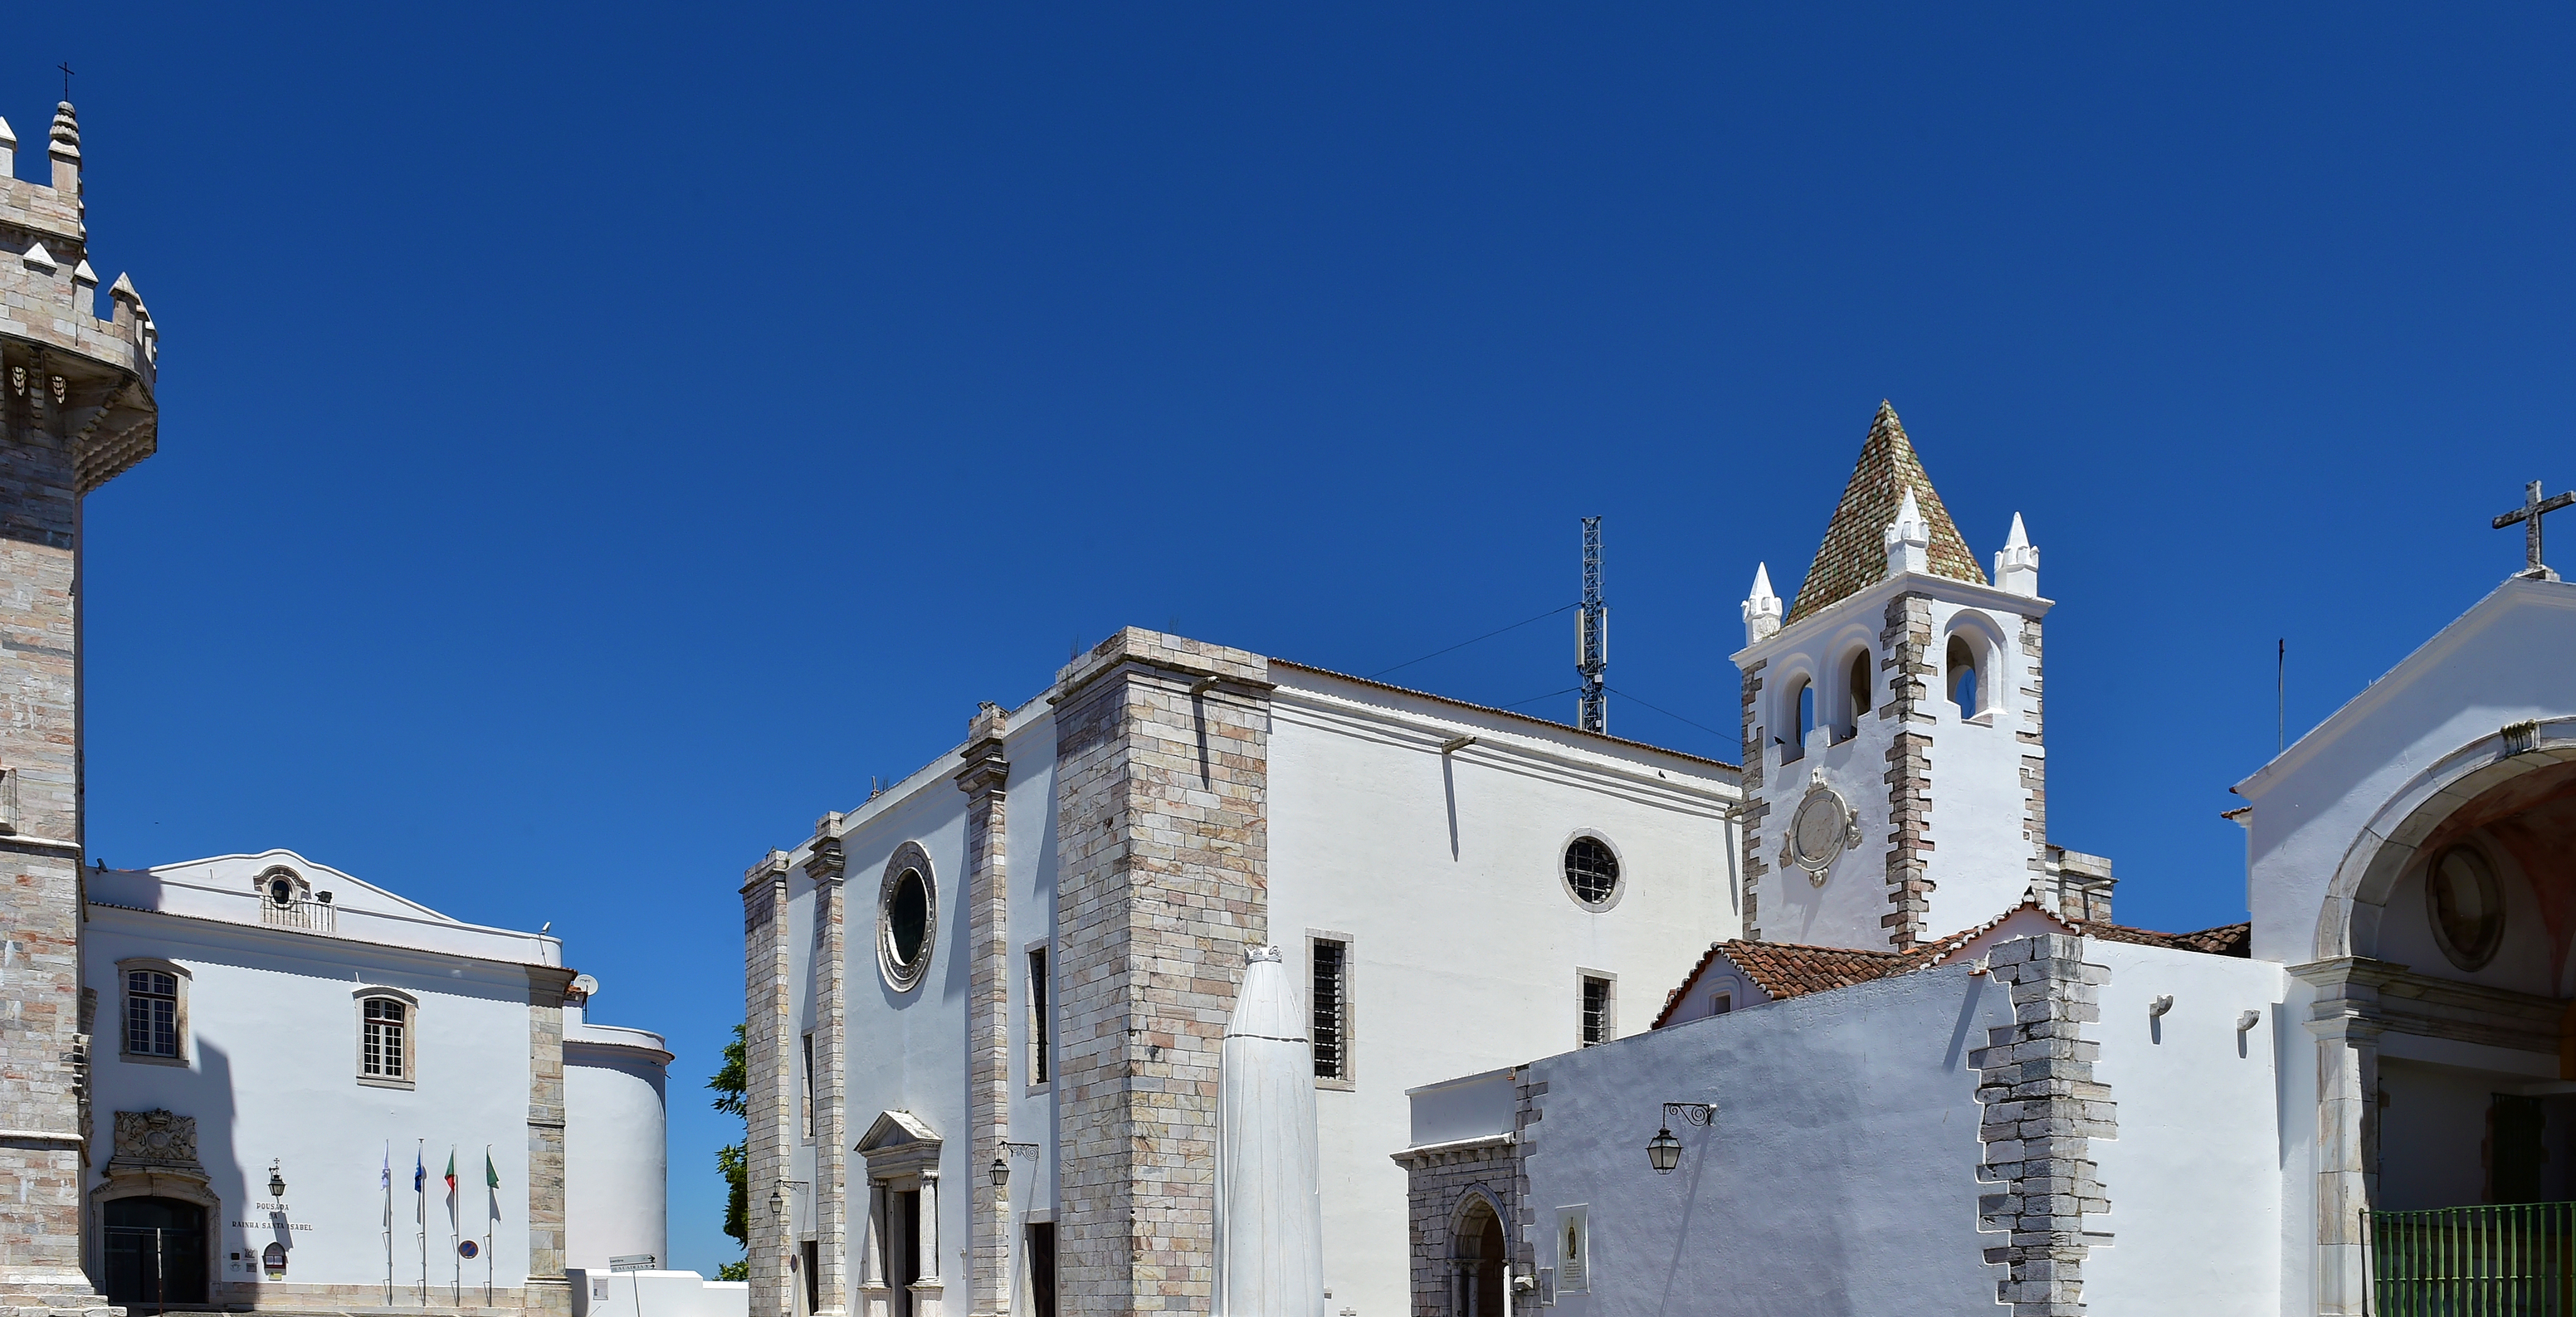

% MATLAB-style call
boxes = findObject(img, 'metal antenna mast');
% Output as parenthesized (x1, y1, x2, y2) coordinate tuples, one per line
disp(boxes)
(1577, 517, 1608, 733)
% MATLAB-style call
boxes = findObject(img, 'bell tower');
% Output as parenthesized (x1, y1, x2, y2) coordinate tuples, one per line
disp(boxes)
(0, 99, 160, 1310)
(1732, 403, 2062, 952)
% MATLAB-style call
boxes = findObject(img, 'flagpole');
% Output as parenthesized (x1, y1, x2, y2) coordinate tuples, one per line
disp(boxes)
(417, 1139, 428, 1309)
(484, 1144, 495, 1309)
(383, 1142, 394, 1306)
(451, 1145, 462, 1307)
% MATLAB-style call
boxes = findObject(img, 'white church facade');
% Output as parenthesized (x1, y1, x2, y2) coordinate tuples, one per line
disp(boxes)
(1398, 407, 2576, 1316)
(80, 848, 676, 1312)
(737, 634, 1743, 1317)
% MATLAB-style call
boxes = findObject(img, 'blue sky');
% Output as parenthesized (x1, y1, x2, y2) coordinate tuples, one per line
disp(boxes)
(22, 3, 2576, 1276)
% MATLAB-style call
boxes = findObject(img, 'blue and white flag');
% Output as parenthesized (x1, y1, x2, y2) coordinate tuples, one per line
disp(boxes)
(381, 1144, 391, 1189)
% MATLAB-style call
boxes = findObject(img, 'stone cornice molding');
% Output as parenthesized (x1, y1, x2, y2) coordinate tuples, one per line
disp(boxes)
(956, 701, 1012, 796)
(1733, 571, 2054, 668)
(741, 848, 791, 895)
(1048, 627, 1274, 707)
(1387, 1133, 1515, 1168)
(806, 833, 846, 887)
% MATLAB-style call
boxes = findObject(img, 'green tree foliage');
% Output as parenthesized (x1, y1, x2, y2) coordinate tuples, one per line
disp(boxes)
(710, 1022, 749, 1281)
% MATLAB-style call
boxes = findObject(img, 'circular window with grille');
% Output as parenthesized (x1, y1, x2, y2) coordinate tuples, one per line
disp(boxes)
(878, 843, 937, 993)
(1562, 835, 1623, 911)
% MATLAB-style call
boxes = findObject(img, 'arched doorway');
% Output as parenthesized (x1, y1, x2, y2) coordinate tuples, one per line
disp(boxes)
(1452, 1195, 1506, 1317)
(104, 1196, 207, 1310)
(2307, 729, 2576, 1310)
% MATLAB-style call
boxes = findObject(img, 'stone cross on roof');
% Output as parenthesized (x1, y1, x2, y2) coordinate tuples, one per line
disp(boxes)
(2492, 480, 2575, 579)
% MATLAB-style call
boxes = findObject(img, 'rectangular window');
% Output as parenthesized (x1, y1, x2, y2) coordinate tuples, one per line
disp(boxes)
(124, 970, 178, 1057)
(1312, 939, 1349, 1080)
(1581, 975, 1614, 1047)
(801, 1033, 816, 1140)
(363, 998, 407, 1078)
(1712, 993, 1733, 1017)
(1027, 948, 1051, 1087)
(800, 1240, 819, 1314)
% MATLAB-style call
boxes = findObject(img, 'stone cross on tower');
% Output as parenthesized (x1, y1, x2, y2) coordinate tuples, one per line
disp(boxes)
(2492, 480, 2576, 579)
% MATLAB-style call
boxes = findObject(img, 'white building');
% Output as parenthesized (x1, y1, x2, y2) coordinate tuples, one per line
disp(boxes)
(738, 632, 1743, 1317)
(81, 848, 675, 1312)
(1398, 408, 2576, 1317)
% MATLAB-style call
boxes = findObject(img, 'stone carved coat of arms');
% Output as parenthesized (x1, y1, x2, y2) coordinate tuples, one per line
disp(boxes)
(110, 1109, 200, 1170)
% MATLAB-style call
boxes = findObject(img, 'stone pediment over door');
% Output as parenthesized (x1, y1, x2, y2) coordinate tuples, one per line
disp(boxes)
(855, 1110, 940, 1180)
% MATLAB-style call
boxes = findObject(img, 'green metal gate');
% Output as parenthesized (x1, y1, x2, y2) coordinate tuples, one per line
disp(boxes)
(2372, 1202, 2576, 1315)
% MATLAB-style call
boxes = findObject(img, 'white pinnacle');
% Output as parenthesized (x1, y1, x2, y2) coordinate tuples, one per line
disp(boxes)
(1742, 561, 1783, 646)
(1996, 510, 2041, 597)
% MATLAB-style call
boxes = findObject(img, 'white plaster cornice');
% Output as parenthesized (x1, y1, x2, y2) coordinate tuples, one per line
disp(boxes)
(1732, 571, 2053, 669)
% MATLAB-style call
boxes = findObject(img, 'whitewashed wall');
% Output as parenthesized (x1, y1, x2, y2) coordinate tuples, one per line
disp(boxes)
(2081, 941, 2286, 1317)
(1266, 666, 1739, 1315)
(1515, 962, 2012, 1315)
(84, 907, 538, 1294)
(564, 1004, 673, 1271)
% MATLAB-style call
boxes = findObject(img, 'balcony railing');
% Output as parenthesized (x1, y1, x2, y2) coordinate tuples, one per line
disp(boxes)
(2373, 1202, 2576, 1315)
(258, 895, 336, 934)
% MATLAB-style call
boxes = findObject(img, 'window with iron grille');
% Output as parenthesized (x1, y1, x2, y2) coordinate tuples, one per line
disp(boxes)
(1028, 946, 1051, 1086)
(1312, 939, 1349, 1080)
(362, 997, 408, 1080)
(1564, 836, 1622, 907)
(124, 970, 178, 1057)
(1581, 975, 1614, 1047)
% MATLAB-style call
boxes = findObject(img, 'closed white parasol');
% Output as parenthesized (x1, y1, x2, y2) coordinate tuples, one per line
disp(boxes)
(1216, 944, 1325, 1316)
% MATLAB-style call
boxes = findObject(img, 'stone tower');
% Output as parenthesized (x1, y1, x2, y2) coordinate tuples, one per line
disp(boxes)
(0, 100, 161, 1311)
(1733, 403, 2079, 953)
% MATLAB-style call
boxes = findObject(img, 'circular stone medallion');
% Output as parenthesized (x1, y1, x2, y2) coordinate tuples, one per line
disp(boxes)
(1788, 782, 1860, 883)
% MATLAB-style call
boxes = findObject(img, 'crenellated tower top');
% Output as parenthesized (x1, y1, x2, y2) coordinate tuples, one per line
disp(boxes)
(0, 99, 159, 497)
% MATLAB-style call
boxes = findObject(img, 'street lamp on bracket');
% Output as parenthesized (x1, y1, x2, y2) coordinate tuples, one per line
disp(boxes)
(1646, 1102, 1715, 1175)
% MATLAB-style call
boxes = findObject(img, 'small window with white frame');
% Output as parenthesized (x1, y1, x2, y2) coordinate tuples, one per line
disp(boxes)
(1580, 972, 1616, 1047)
(119, 959, 188, 1064)
(357, 989, 417, 1087)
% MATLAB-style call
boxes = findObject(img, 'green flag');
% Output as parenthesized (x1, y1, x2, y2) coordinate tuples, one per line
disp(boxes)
(485, 1149, 499, 1190)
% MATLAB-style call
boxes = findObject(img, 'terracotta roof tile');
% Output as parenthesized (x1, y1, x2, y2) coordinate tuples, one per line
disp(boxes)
(1651, 939, 1913, 1027)
(1784, 402, 1988, 625)
(2071, 919, 2252, 957)
(1652, 911, 2252, 1027)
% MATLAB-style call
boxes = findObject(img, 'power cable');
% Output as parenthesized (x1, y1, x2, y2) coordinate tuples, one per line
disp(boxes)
(1496, 686, 1580, 711)
(1605, 686, 1730, 739)
(1368, 602, 1578, 680)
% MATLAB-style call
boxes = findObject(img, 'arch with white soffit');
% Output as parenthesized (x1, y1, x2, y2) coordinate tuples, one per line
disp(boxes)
(2295, 714, 2576, 1317)
(2310, 715, 2576, 963)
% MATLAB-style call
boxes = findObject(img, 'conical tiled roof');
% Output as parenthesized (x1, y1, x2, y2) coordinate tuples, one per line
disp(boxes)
(1783, 402, 1986, 624)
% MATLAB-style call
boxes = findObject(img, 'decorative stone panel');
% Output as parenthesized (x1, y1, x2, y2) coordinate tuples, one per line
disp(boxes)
(1050, 629, 1271, 1317)
(1971, 934, 2114, 1316)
